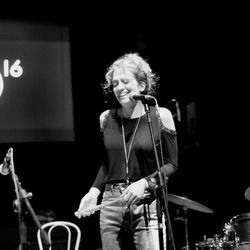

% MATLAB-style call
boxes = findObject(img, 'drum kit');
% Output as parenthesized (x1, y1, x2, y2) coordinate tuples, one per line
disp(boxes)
(167, 186, 250, 250)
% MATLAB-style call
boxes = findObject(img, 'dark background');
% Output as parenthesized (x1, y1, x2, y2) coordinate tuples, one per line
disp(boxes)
(0, 10, 249, 250)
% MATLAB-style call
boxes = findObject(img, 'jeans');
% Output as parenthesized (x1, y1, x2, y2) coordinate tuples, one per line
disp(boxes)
(100, 184, 166, 250)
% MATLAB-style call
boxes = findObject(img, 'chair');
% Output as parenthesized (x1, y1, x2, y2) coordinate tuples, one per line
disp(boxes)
(37, 221, 81, 250)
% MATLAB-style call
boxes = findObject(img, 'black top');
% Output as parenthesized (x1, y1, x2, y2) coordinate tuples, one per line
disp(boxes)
(92, 106, 178, 191)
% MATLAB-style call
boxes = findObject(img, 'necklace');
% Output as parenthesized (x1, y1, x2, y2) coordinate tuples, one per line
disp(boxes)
(120, 109, 143, 183)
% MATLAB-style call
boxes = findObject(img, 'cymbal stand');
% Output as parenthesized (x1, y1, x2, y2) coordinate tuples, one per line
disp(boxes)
(183, 206, 190, 250)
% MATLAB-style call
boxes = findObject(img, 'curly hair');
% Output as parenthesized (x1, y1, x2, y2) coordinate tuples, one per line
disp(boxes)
(101, 53, 159, 97)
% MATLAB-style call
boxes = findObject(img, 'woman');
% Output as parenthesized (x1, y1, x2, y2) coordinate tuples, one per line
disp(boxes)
(76, 53, 178, 250)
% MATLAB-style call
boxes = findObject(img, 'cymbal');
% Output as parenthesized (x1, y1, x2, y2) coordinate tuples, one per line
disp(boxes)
(168, 193, 214, 213)
(244, 186, 250, 201)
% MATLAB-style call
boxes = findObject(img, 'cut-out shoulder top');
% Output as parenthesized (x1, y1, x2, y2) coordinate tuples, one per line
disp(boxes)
(92, 106, 178, 191)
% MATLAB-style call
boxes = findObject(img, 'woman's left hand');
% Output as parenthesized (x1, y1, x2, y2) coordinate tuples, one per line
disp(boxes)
(120, 179, 148, 205)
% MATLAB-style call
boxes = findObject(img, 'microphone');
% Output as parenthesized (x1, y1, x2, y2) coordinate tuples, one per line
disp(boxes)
(129, 93, 157, 105)
(175, 100, 181, 122)
(0, 148, 13, 175)
(170, 99, 181, 122)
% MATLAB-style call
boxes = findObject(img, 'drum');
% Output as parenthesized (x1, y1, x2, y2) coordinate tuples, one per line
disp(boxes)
(195, 235, 234, 250)
(230, 213, 250, 245)
(195, 237, 216, 249)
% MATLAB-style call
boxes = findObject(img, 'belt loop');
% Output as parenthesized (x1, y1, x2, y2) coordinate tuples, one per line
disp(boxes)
(110, 184, 114, 193)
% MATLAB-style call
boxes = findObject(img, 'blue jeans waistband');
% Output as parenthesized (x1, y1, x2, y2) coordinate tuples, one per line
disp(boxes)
(105, 182, 130, 191)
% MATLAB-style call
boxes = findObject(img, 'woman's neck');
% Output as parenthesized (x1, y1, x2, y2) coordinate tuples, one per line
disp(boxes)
(120, 101, 145, 119)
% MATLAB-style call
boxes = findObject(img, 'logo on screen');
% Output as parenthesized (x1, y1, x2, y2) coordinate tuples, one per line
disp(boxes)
(0, 59, 23, 97)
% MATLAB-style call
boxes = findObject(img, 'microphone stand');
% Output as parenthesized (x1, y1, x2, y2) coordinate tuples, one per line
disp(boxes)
(8, 148, 50, 250)
(142, 102, 176, 250)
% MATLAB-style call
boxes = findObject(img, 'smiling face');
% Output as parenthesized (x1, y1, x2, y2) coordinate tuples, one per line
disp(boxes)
(112, 67, 145, 107)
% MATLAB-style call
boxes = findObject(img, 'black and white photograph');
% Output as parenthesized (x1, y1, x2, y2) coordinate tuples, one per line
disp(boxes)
(0, 10, 249, 250)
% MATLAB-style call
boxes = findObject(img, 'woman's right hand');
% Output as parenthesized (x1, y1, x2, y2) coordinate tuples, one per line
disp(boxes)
(75, 187, 100, 218)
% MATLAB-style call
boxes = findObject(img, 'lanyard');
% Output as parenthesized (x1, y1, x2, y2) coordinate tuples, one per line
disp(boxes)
(121, 115, 142, 183)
